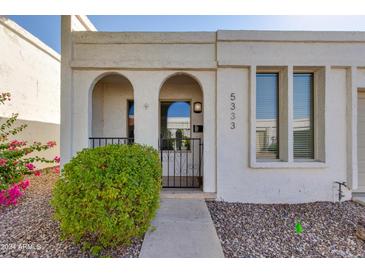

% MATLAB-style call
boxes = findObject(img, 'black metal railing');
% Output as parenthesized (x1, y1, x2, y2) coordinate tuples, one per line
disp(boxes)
(159, 137, 203, 188)
(89, 137, 134, 148)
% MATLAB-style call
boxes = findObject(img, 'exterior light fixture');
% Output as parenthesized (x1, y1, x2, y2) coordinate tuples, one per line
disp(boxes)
(193, 102, 202, 113)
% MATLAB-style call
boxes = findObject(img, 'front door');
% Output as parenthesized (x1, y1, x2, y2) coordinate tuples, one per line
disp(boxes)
(159, 101, 203, 188)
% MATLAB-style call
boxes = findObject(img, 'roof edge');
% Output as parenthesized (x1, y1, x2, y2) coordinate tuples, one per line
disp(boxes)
(217, 30, 365, 42)
(74, 15, 97, 31)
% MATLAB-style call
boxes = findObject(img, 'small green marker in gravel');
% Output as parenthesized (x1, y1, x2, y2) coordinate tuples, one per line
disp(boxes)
(295, 220, 303, 234)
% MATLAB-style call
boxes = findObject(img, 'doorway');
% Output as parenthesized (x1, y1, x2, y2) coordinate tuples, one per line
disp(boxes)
(159, 74, 204, 188)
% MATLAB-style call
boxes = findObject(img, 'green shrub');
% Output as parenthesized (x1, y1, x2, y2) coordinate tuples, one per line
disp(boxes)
(51, 144, 161, 255)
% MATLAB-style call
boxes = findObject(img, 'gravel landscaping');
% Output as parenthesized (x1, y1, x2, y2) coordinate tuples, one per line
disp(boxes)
(207, 201, 365, 258)
(0, 170, 143, 258)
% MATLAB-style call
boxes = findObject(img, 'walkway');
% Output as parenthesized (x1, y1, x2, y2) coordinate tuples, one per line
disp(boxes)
(139, 198, 224, 258)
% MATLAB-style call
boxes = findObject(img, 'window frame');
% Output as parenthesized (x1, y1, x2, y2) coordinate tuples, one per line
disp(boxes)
(255, 72, 280, 161)
(250, 65, 327, 169)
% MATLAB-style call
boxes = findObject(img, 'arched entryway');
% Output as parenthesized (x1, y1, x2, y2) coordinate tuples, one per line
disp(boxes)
(90, 73, 134, 147)
(159, 73, 204, 188)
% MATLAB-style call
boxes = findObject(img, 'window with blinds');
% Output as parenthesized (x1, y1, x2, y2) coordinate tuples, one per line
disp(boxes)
(256, 73, 279, 160)
(293, 73, 314, 159)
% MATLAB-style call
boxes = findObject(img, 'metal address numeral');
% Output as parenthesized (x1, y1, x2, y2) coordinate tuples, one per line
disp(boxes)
(230, 92, 236, 130)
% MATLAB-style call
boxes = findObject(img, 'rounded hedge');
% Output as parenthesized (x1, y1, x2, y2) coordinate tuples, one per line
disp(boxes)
(51, 144, 161, 255)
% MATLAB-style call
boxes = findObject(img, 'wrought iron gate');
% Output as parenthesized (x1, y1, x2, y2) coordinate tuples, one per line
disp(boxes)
(159, 137, 203, 188)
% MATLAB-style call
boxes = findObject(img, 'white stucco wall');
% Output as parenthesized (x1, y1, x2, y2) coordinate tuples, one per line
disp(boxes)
(0, 16, 60, 168)
(61, 16, 365, 202)
(216, 68, 349, 203)
(213, 31, 365, 202)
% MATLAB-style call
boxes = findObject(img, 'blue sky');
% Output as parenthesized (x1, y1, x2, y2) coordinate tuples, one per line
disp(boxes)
(167, 102, 190, 118)
(7, 15, 365, 53)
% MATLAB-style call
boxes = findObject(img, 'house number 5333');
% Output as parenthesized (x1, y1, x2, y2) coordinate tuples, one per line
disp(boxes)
(230, 92, 236, 129)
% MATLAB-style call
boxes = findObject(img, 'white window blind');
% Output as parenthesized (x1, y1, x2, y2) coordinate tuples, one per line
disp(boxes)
(256, 73, 279, 160)
(293, 73, 314, 159)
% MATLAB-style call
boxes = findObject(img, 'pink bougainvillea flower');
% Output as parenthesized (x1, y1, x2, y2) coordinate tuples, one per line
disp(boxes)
(54, 156, 61, 163)
(34, 170, 41, 176)
(9, 140, 26, 147)
(0, 180, 30, 206)
(8, 185, 21, 197)
(8, 145, 17, 151)
(0, 158, 7, 166)
(1, 94, 56, 208)
(53, 166, 60, 174)
(10, 140, 19, 146)
(47, 141, 56, 148)
(0, 190, 6, 205)
(20, 179, 30, 190)
(1, 184, 23, 206)
(25, 163, 35, 171)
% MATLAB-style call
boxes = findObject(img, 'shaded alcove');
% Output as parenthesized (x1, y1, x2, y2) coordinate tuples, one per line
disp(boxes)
(91, 74, 134, 145)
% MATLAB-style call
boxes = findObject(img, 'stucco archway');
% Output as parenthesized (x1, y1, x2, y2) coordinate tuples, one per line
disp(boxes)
(90, 73, 134, 147)
(158, 73, 204, 188)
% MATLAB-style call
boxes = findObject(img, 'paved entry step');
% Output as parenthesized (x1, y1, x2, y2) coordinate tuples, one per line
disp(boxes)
(139, 198, 224, 258)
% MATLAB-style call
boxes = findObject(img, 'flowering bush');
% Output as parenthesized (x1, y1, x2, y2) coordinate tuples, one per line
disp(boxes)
(0, 92, 59, 206)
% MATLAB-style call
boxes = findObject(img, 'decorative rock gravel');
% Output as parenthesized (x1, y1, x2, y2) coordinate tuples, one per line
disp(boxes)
(0, 170, 143, 258)
(207, 201, 365, 258)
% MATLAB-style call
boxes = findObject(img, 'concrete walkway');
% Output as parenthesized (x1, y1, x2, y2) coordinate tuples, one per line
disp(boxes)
(139, 198, 224, 258)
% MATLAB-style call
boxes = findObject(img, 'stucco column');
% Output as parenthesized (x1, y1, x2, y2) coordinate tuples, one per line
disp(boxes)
(133, 73, 160, 149)
(216, 68, 249, 198)
(200, 72, 217, 193)
(60, 16, 73, 166)
(71, 71, 90, 155)
(60, 16, 96, 166)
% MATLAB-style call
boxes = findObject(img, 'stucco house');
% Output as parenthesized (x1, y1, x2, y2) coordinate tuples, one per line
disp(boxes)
(0, 16, 60, 167)
(61, 15, 365, 203)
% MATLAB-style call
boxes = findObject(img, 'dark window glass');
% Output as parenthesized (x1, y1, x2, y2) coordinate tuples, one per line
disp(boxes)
(256, 73, 279, 159)
(293, 73, 314, 159)
(128, 101, 134, 139)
